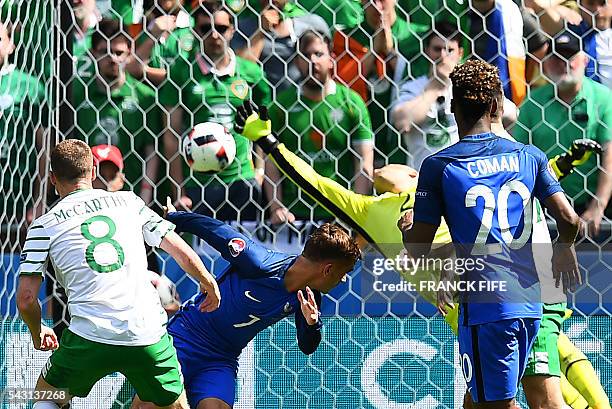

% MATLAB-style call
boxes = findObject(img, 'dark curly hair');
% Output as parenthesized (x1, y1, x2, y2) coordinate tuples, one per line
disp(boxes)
(450, 59, 502, 120)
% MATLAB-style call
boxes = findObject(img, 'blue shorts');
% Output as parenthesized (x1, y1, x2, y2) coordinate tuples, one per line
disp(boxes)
(458, 318, 540, 403)
(169, 319, 238, 407)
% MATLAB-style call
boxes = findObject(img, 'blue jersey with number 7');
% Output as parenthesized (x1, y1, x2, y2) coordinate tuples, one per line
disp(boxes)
(413, 133, 563, 325)
(165, 211, 323, 363)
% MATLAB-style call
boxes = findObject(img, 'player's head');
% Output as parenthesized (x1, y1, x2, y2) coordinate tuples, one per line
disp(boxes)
(425, 21, 463, 67)
(193, 0, 235, 61)
(544, 31, 588, 92)
(301, 223, 361, 293)
(296, 30, 333, 91)
(450, 60, 502, 136)
(91, 144, 125, 192)
(373, 164, 418, 194)
(0, 22, 15, 66)
(50, 139, 95, 195)
(91, 18, 132, 83)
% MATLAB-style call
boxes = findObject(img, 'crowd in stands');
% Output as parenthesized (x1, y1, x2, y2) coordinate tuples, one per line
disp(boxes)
(1, 0, 611, 252)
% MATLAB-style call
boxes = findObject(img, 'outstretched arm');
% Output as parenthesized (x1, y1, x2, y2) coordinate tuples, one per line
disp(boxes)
(235, 101, 376, 241)
(160, 231, 220, 312)
(165, 211, 273, 278)
(532, 146, 582, 292)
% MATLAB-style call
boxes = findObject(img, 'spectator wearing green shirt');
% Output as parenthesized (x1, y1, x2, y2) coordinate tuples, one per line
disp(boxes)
(72, 1, 102, 83)
(73, 19, 162, 204)
(514, 32, 612, 236)
(159, 1, 272, 220)
(233, 0, 330, 91)
(0, 21, 48, 249)
(266, 30, 374, 225)
(98, 0, 137, 23)
(333, 0, 428, 165)
(126, 0, 195, 85)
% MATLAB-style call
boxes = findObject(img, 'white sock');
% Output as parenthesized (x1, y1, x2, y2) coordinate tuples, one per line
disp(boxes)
(32, 402, 60, 409)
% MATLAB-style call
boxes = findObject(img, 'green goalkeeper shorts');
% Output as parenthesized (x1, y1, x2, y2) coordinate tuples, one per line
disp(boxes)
(524, 302, 567, 377)
(42, 329, 183, 406)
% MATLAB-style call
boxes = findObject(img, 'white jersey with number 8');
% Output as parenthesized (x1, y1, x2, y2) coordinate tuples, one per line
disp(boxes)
(18, 189, 175, 346)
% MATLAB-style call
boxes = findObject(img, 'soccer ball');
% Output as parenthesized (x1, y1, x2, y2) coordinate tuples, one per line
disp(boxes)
(148, 271, 179, 309)
(182, 122, 237, 173)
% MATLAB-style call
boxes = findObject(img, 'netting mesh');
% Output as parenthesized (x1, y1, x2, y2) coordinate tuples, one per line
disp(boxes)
(0, 0, 611, 407)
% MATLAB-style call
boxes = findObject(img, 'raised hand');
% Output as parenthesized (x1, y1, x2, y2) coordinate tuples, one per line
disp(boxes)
(163, 196, 177, 218)
(297, 286, 320, 326)
(552, 243, 581, 293)
(261, 8, 280, 32)
(235, 100, 272, 142)
(198, 280, 221, 313)
(150, 15, 177, 38)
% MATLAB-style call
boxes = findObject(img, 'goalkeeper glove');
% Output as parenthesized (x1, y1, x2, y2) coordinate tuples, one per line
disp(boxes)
(235, 101, 279, 154)
(549, 139, 603, 180)
(234, 100, 272, 142)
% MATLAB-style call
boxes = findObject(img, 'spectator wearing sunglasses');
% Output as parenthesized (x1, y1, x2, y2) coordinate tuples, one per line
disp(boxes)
(159, 0, 272, 220)
(390, 22, 463, 170)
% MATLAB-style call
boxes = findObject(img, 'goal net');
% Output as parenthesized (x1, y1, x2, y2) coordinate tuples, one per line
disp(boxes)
(0, 0, 610, 408)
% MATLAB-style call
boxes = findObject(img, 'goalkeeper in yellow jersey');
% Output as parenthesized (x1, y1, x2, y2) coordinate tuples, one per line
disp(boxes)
(235, 100, 609, 409)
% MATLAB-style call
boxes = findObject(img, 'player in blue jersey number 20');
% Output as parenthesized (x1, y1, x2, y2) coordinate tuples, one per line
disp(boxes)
(132, 198, 361, 409)
(401, 60, 582, 409)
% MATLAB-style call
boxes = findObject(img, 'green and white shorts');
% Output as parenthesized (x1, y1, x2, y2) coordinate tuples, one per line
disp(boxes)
(42, 329, 183, 406)
(524, 302, 567, 377)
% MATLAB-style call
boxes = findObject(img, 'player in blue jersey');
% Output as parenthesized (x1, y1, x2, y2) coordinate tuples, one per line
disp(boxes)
(400, 60, 582, 409)
(132, 200, 361, 409)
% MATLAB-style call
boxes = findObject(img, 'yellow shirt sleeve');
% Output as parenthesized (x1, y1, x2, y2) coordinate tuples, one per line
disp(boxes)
(270, 143, 377, 241)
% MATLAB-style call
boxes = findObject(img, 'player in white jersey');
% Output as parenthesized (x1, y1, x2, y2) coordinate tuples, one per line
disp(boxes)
(16, 140, 221, 409)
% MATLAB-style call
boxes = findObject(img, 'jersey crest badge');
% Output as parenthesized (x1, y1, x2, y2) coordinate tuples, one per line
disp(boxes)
(230, 80, 248, 100)
(283, 302, 293, 314)
(121, 97, 138, 112)
(179, 35, 194, 52)
(228, 238, 246, 257)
